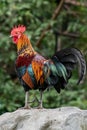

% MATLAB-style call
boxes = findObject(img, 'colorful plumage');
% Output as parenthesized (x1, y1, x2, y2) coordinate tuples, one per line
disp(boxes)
(10, 25, 86, 109)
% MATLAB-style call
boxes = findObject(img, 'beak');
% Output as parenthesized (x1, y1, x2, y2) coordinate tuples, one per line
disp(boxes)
(9, 35, 12, 38)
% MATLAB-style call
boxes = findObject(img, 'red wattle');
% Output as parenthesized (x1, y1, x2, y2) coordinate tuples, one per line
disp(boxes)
(12, 36, 18, 44)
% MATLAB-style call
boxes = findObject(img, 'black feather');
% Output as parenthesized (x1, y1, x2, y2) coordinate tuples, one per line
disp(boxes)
(53, 48, 86, 84)
(52, 48, 86, 92)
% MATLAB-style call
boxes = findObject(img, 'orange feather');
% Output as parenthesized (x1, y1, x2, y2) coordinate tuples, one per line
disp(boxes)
(32, 60, 45, 85)
(22, 71, 34, 89)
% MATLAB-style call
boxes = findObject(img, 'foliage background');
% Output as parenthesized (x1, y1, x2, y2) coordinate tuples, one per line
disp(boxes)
(0, 0, 87, 114)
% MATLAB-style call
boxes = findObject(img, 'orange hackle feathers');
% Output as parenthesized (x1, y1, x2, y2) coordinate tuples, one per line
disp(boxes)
(17, 34, 31, 52)
(11, 25, 26, 36)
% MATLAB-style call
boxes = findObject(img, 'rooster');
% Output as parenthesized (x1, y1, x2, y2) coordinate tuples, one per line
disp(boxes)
(10, 25, 86, 109)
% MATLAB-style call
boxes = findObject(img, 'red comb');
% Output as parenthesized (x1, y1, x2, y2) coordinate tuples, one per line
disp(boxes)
(11, 25, 26, 35)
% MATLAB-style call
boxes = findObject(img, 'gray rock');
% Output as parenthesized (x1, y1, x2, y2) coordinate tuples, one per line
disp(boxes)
(0, 107, 87, 130)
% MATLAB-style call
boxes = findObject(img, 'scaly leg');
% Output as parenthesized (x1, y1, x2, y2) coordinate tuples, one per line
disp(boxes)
(24, 91, 31, 109)
(18, 91, 31, 109)
(37, 90, 43, 109)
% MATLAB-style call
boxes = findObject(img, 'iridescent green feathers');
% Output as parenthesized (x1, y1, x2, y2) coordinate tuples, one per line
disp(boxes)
(43, 48, 86, 93)
(43, 58, 67, 86)
(53, 48, 86, 85)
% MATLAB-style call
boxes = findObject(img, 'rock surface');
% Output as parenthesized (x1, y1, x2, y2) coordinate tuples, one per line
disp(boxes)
(0, 107, 87, 130)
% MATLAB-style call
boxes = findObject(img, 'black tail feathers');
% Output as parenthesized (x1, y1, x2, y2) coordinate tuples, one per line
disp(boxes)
(52, 48, 86, 92)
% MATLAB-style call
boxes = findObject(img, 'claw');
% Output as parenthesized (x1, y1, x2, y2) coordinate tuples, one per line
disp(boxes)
(18, 105, 31, 110)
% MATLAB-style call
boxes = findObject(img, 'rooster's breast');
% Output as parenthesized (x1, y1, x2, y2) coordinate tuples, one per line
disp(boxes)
(16, 54, 35, 68)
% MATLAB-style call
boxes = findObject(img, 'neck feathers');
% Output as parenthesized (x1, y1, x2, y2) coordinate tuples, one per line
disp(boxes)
(17, 34, 35, 55)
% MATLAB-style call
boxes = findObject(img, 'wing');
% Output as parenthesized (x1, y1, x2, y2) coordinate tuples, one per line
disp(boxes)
(22, 65, 36, 89)
(32, 54, 46, 85)
(16, 53, 47, 89)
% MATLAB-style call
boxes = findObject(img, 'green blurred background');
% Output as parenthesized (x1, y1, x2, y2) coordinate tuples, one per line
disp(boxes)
(0, 0, 87, 115)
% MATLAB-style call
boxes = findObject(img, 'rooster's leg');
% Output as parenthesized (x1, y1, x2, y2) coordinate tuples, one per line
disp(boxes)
(18, 91, 31, 109)
(24, 91, 31, 109)
(37, 90, 43, 109)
